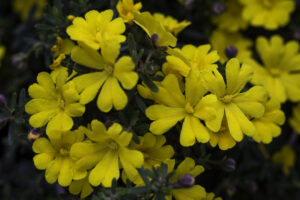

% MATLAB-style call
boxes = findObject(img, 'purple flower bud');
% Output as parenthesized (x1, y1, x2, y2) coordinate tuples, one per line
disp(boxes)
(11, 53, 26, 69)
(223, 158, 236, 172)
(178, 174, 195, 188)
(27, 129, 41, 142)
(212, 3, 225, 15)
(0, 94, 6, 107)
(225, 45, 238, 59)
(151, 34, 160, 47)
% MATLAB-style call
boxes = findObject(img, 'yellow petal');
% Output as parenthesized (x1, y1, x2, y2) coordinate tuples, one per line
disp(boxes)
(119, 147, 144, 182)
(71, 45, 105, 70)
(33, 153, 54, 170)
(29, 109, 58, 128)
(45, 157, 63, 184)
(46, 112, 73, 133)
(114, 56, 138, 89)
(58, 158, 74, 187)
(180, 115, 210, 146)
(146, 105, 185, 135)
(97, 77, 128, 112)
(89, 150, 119, 187)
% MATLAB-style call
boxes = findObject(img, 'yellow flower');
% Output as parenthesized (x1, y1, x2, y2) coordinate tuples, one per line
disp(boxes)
(0, 46, 5, 62)
(70, 120, 144, 187)
(289, 104, 300, 134)
(209, 119, 236, 150)
(153, 13, 191, 36)
(210, 30, 252, 63)
(12, 0, 46, 20)
(67, 10, 126, 50)
(126, 133, 174, 184)
(244, 35, 300, 103)
(51, 37, 75, 57)
(145, 70, 217, 147)
(213, 0, 248, 32)
(69, 173, 94, 199)
(272, 145, 296, 176)
(201, 58, 268, 142)
(25, 70, 85, 133)
(166, 158, 207, 200)
(252, 100, 285, 144)
(117, 0, 142, 23)
(32, 130, 84, 186)
(71, 42, 138, 112)
(134, 12, 177, 47)
(240, 0, 295, 30)
(163, 44, 219, 77)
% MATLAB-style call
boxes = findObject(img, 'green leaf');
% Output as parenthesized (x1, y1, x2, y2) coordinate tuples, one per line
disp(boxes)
(138, 167, 151, 186)
(10, 92, 17, 111)
(135, 96, 147, 113)
(8, 122, 16, 145)
(17, 88, 26, 113)
(139, 73, 159, 93)
(128, 33, 138, 63)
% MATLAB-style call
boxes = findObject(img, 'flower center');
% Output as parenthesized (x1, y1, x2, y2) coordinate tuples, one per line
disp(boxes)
(269, 68, 281, 77)
(59, 148, 69, 156)
(185, 102, 194, 114)
(220, 95, 234, 104)
(58, 97, 65, 110)
(108, 141, 119, 150)
(104, 64, 114, 75)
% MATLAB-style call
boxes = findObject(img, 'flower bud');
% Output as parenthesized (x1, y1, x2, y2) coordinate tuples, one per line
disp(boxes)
(212, 3, 225, 15)
(151, 34, 160, 47)
(11, 53, 26, 69)
(0, 94, 6, 107)
(27, 129, 41, 142)
(225, 45, 238, 59)
(178, 174, 195, 188)
(222, 158, 236, 172)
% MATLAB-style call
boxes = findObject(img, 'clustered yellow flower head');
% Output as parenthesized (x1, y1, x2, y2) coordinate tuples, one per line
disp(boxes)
(244, 35, 300, 103)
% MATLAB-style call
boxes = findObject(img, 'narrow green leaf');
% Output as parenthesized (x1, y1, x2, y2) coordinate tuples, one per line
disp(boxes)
(139, 73, 159, 93)
(135, 96, 147, 113)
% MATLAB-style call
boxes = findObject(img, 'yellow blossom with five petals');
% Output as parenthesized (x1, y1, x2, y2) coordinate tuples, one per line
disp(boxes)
(25, 70, 85, 133)
(145, 70, 218, 147)
(244, 35, 300, 103)
(67, 10, 126, 50)
(32, 129, 84, 187)
(201, 58, 268, 142)
(240, 0, 295, 30)
(70, 120, 144, 187)
(71, 42, 138, 112)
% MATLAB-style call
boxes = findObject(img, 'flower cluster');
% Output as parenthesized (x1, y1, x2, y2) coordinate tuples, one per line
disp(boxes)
(23, 0, 300, 199)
